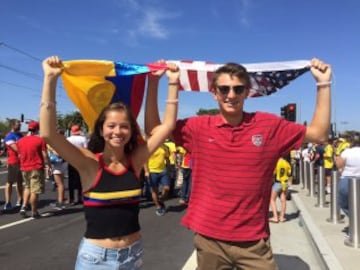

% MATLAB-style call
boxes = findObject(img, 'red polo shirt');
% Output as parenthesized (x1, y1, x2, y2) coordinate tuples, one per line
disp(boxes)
(173, 112, 306, 241)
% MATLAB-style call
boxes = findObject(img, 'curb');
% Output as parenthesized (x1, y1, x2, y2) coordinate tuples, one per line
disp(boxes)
(291, 192, 344, 270)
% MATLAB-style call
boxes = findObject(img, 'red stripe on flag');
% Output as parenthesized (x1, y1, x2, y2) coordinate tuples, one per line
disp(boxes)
(130, 74, 146, 117)
(181, 60, 200, 92)
(146, 62, 167, 72)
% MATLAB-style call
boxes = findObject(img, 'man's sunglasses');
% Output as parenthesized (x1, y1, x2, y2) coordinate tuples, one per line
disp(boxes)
(216, 85, 246, 95)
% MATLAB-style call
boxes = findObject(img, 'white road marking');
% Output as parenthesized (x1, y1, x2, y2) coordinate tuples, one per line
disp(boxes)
(0, 217, 33, 230)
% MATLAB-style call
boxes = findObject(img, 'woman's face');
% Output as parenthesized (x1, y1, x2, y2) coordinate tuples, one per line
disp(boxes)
(102, 110, 132, 148)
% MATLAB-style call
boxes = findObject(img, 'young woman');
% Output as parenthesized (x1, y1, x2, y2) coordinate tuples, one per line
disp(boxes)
(39, 56, 179, 269)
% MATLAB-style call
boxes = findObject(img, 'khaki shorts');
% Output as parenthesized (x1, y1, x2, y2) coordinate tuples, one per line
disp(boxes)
(194, 233, 278, 270)
(22, 169, 45, 194)
(7, 164, 23, 184)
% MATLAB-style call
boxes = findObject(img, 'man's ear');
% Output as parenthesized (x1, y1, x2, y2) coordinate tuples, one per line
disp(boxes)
(212, 90, 218, 101)
(244, 88, 250, 99)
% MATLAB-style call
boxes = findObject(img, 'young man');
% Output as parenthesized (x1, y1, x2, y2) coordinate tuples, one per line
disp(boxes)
(66, 124, 87, 204)
(3, 119, 23, 210)
(17, 121, 52, 218)
(145, 58, 331, 269)
(144, 144, 171, 216)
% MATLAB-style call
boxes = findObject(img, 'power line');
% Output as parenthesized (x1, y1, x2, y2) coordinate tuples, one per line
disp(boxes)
(0, 79, 67, 100)
(0, 63, 42, 81)
(0, 42, 42, 62)
(0, 79, 39, 92)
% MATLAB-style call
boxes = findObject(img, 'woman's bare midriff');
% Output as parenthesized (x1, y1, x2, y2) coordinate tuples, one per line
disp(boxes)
(87, 231, 141, 249)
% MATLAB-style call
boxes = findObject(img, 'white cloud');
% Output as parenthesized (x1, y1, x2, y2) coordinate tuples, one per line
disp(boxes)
(114, 0, 179, 42)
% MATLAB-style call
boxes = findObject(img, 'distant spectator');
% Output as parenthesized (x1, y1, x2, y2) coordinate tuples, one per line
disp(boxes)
(269, 157, 292, 223)
(49, 129, 67, 210)
(323, 140, 335, 194)
(164, 139, 177, 197)
(3, 119, 23, 211)
(336, 136, 360, 238)
(17, 121, 51, 218)
(66, 125, 87, 205)
(177, 146, 192, 205)
(146, 144, 170, 216)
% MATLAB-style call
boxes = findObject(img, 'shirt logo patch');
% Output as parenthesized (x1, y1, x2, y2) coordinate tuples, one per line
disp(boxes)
(252, 135, 263, 147)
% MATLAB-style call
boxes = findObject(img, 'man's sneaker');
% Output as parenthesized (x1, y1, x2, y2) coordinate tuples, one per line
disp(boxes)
(52, 202, 66, 210)
(155, 207, 166, 216)
(31, 211, 41, 219)
(16, 200, 22, 207)
(19, 206, 27, 218)
(179, 199, 187, 205)
(3, 202, 12, 210)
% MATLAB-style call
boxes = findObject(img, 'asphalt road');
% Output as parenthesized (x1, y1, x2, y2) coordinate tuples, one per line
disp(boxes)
(0, 168, 323, 270)
(0, 170, 193, 270)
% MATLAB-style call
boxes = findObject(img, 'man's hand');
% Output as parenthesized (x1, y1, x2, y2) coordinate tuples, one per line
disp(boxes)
(310, 58, 332, 83)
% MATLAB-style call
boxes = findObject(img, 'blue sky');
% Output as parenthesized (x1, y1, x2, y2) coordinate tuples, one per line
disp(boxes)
(1, 0, 359, 133)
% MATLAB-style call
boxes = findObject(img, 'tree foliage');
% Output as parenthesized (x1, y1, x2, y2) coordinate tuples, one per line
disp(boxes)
(196, 108, 219, 115)
(0, 111, 88, 137)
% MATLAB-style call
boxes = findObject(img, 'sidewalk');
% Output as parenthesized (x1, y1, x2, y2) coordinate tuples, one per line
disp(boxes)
(291, 184, 359, 270)
(182, 184, 359, 270)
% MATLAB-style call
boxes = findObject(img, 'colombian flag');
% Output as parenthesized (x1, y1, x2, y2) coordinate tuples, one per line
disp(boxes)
(61, 60, 166, 130)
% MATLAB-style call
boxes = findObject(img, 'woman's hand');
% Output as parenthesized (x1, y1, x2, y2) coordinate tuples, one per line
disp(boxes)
(166, 62, 180, 83)
(42, 56, 64, 79)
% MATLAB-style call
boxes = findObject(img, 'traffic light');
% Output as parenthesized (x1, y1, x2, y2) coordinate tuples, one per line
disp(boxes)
(286, 103, 296, 122)
(280, 106, 287, 119)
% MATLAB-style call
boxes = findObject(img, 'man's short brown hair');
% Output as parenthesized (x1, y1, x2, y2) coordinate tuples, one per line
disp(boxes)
(211, 63, 251, 91)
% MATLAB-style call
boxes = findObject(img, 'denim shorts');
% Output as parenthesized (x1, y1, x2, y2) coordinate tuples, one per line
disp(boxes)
(272, 182, 287, 193)
(75, 238, 143, 270)
(149, 171, 170, 188)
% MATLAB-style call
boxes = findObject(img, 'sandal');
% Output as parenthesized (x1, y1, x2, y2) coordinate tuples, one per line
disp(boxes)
(269, 218, 279, 223)
(279, 217, 287, 223)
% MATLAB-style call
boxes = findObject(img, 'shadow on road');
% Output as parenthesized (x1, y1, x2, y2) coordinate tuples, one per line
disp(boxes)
(275, 254, 311, 270)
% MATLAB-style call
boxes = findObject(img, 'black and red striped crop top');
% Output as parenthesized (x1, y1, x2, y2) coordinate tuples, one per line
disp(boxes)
(82, 153, 142, 239)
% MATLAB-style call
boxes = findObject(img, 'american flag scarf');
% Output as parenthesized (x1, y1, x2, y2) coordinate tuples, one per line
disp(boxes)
(169, 60, 310, 97)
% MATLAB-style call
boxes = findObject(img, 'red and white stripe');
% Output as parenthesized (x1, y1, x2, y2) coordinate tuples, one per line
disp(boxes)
(169, 60, 220, 92)
(168, 59, 310, 93)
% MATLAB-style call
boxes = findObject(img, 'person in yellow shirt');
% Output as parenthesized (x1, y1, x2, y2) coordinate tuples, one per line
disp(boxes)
(164, 139, 177, 197)
(335, 138, 350, 156)
(323, 141, 334, 193)
(177, 146, 192, 205)
(269, 157, 292, 223)
(145, 144, 170, 216)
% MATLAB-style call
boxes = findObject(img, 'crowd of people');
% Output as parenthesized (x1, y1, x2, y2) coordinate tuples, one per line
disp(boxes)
(269, 135, 357, 227)
(0, 56, 331, 269)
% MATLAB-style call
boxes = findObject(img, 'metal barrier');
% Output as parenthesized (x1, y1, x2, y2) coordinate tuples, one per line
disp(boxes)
(345, 178, 360, 248)
(327, 170, 344, 224)
(309, 162, 315, 197)
(292, 162, 299, 185)
(304, 161, 309, 191)
(316, 166, 327, 208)
(299, 158, 304, 188)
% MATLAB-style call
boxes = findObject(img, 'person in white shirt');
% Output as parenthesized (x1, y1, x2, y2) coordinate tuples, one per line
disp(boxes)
(66, 125, 88, 204)
(336, 136, 360, 238)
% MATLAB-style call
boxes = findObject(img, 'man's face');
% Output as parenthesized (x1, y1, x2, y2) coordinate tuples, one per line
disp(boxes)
(13, 121, 21, 132)
(213, 73, 249, 116)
